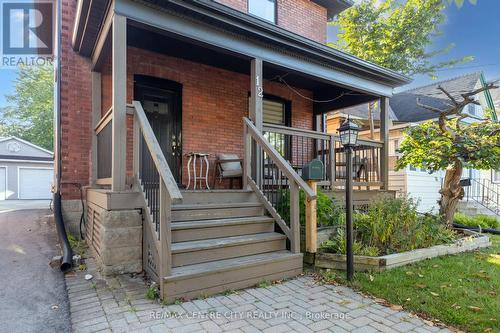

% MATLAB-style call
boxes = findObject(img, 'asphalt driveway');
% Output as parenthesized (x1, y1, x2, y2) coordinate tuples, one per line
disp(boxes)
(0, 208, 71, 333)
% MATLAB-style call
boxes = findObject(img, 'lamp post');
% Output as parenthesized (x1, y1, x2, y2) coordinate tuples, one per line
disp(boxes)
(338, 117, 360, 281)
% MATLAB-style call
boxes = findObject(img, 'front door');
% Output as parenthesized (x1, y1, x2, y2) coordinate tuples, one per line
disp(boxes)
(135, 76, 182, 184)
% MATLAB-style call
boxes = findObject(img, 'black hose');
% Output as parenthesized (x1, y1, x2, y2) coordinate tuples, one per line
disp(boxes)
(453, 223, 500, 235)
(53, 192, 73, 272)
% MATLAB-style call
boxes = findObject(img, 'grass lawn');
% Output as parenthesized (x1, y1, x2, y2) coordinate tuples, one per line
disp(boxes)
(319, 234, 500, 333)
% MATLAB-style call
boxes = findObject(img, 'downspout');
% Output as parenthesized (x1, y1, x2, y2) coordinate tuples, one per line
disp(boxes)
(480, 73, 497, 122)
(53, 0, 73, 272)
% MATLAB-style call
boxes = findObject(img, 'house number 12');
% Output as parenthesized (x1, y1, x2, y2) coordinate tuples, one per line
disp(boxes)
(256, 76, 264, 98)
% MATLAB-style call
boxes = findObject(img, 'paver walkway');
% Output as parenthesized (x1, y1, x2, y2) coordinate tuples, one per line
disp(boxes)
(66, 258, 454, 333)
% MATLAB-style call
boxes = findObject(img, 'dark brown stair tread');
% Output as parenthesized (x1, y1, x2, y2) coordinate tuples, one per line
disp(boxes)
(171, 232, 286, 253)
(171, 216, 274, 230)
(172, 202, 262, 210)
(166, 250, 301, 280)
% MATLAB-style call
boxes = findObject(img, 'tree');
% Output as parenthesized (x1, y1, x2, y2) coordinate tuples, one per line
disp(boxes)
(396, 83, 500, 226)
(330, 0, 473, 138)
(0, 65, 54, 150)
(330, 0, 472, 77)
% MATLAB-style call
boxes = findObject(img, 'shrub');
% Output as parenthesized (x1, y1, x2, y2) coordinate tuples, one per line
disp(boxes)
(277, 188, 344, 227)
(320, 195, 457, 256)
(321, 229, 380, 256)
(454, 212, 499, 229)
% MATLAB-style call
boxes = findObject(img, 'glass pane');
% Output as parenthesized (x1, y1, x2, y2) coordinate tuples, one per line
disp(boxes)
(249, 0, 276, 23)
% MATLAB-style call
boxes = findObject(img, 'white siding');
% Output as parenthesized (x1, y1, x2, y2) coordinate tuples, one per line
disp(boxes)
(0, 167, 5, 200)
(406, 169, 444, 213)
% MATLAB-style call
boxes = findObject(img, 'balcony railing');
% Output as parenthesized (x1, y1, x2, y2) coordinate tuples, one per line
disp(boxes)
(262, 123, 384, 189)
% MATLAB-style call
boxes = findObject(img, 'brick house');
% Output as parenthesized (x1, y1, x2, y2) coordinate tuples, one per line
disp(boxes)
(59, 0, 410, 300)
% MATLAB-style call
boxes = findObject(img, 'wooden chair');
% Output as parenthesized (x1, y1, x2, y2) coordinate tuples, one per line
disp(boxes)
(213, 153, 243, 189)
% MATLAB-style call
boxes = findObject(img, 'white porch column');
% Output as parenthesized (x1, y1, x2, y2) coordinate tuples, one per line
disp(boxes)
(91, 71, 101, 186)
(249, 59, 263, 186)
(380, 97, 390, 190)
(111, 14, 127, 191)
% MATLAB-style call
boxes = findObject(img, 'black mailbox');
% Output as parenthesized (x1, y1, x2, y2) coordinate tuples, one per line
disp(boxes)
(302, 159, 324, 181)
(459, 178, 471, 187)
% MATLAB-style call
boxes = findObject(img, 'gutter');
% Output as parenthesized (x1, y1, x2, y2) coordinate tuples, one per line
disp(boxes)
(480, 73, 498, 122)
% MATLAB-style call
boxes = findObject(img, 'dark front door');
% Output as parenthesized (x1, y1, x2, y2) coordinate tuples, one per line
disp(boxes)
(135, 76, 182, 184)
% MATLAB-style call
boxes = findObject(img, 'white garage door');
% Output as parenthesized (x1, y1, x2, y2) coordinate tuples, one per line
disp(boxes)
(18, 168, 53, 199)
(0, 167, 6, 200)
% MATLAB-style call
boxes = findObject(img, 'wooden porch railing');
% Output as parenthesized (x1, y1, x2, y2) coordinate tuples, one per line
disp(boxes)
(132, 101, 182, 293)
(244, 118, 316, 253)
(262, 123, 384, 189)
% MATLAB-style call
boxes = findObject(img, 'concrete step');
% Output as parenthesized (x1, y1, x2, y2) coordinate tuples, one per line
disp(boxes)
(171, 216, 275, 242)
(163, 251, 303, 301)
(171, 232, 286, 267)
(171, 202, 264, 221)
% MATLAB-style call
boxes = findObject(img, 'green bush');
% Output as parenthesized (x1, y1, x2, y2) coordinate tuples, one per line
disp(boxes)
(321, 229, 380, 256)
(320, 195, 457, 256)
(277, 188, 344, 227)
(454, 212, 499, 229)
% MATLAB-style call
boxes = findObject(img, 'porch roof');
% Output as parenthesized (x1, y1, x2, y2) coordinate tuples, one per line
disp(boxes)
(73, 0, 411, 92)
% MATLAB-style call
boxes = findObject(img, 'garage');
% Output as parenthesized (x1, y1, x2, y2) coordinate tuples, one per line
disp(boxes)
(18, 168, 53, 199)
(0, 137, 53, 200)
(0, 167, 6, 200)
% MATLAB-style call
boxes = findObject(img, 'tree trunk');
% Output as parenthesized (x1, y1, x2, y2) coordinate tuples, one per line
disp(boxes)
(439, 161, 464, 227)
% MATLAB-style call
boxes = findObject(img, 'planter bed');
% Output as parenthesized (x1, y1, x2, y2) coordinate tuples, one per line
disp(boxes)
(315, 230, 491, 272)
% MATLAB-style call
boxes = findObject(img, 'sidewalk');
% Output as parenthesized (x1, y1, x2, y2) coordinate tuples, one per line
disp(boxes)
(66, 257, 454, 333)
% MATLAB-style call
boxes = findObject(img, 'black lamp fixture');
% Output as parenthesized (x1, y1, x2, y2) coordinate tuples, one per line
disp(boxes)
(337, 116, 360, 281)
(338, 117, 360, 147)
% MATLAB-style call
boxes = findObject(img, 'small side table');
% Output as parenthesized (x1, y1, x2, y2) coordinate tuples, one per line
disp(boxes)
(186, 152, 210, 190)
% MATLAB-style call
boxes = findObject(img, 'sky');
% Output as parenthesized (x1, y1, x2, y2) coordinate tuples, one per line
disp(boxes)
(1, 0, 499, 108)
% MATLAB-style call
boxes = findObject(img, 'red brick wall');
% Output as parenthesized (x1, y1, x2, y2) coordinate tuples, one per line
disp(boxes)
(60, 0, 92, 199)
(215, 0, 327, 43)
(61, 0, 316, 196)
(100, 47, 314, 187)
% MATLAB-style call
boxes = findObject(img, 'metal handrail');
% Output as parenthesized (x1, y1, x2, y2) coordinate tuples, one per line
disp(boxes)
(465, 178, 499, 215)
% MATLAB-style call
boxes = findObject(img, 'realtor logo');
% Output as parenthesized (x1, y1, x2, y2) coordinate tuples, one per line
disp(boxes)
(1, 0, 54, 67)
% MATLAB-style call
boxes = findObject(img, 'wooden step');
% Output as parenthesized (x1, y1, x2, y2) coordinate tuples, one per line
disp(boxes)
(180, 190, 258, 204)
(171, 216, 275, 242)
(171, 202, 264, 222)
(171, 232, 286, 267)
(163, 251, 303, 301)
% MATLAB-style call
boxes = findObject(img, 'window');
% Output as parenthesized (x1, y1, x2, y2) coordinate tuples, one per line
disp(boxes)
(493, 170, 500, 183)
(248, 0, 276, 23)
(263, 99, 286, 125)
(467, 103, 476, 116)
(262, 98, 290, 158)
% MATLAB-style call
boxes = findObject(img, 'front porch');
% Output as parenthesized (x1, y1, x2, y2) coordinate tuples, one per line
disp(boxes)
(74, 0, 408, 301)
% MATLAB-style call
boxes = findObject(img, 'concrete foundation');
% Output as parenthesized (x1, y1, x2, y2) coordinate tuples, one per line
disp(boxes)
(85, 189, 143, 276)
(61, 199, 83, 237)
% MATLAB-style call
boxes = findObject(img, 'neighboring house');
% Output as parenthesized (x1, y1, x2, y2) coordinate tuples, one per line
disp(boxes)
(0, 137, 54, 200)
(60, 0, 410, 300)
(326, 72, 498, 214)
